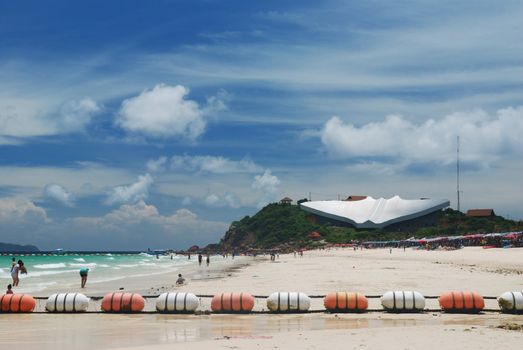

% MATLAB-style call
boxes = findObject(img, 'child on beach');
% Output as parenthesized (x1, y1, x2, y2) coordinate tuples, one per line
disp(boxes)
(176, 274, 185, 285)
(6, 284, 13, 294)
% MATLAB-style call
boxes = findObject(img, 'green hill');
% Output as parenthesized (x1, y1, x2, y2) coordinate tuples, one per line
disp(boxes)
(0, 242, 40, 253)
(218, 203, 522, 249)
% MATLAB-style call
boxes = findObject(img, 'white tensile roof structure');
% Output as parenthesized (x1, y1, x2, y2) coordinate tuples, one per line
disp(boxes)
(300, 196, 450, 229)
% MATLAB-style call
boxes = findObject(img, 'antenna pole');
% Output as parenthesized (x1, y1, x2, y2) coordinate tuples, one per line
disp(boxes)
(457, 136, 460, 212)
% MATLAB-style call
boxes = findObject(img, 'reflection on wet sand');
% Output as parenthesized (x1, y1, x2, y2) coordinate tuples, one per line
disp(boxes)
(1, 312, 522, 350)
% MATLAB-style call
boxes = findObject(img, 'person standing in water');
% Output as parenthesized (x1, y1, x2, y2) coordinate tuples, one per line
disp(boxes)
(198, 254, 202, 266)
(79, 268, 89, 288)
(11, 261, 19, 286)
(206, 254, 210, 266)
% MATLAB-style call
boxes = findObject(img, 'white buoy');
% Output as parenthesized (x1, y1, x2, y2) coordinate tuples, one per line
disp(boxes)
(156, 292, 199, 312)
(381, 291, 425, 312)
(46, 293, 90, 312)
(266, 292, 310, 312)
(498, 292, 523, 313)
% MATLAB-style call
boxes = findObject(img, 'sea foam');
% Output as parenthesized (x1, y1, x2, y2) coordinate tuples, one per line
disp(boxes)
(34, 263, 67, 269)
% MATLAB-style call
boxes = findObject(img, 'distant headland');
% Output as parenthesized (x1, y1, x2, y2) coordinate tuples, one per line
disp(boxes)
(0, 242, 40, 253)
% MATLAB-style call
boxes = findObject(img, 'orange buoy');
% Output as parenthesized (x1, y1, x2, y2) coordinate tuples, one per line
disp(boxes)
(101, 292, 145, 313)
(211, 292, 254, 313)
(324, 292, 368, 312)
(439, 291, 484, 313)
(0, 294, 36, 313)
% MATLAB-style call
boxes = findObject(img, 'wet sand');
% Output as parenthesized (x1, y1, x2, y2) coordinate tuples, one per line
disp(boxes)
(3, 247, 523, 349)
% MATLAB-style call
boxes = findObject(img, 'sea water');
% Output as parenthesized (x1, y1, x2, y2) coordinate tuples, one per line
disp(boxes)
(0, 253, 193, 294)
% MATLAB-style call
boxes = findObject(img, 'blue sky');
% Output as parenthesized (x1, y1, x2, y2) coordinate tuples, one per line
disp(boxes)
(1, 0, 522, 250)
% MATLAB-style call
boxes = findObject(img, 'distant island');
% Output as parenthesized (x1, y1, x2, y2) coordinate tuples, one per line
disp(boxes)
(218, 202, 522, 250)
(0, 242, 40, 253)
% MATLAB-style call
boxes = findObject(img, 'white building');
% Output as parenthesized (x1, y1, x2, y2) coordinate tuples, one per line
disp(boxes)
(300, 195, 450, 230)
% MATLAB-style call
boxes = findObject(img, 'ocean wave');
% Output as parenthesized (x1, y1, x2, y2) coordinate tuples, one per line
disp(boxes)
(33, 263, 67, 269)
(116, 264, 139, 268)
(106, 257, 115, 260)
(69, 263, 97, 267)
(73, 258, 86, 262)
(13, 281, 58, 293)
(19, 269, 78, 277)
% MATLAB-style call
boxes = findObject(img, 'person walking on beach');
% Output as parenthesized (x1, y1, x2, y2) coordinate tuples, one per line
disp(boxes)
(6, 284, 13, 294)
(11, 261, 19, 286)
(206, 254, 210, 267)
(198, 254, 202, 266)
(79, 267, 89, 288)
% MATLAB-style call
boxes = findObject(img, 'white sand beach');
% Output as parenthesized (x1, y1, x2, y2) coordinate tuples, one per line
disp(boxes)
(2, 247, 523, 349)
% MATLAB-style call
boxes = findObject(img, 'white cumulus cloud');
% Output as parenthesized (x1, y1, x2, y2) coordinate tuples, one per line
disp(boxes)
(58, 97, 101, 133)
(252, 169, 281, 207)
(321, 106, 523, 167)
(203, 192, 241, 208)
(43, 184, 74, 207)
(0, 197, 49, 223)
(146, 156, 168, 173)
(106, 173, 153, 205)
(72, 200, 229, 247)
(0, 97, 100, 139)
(170, 155, 262, 174)
(117, 84, 207, 140)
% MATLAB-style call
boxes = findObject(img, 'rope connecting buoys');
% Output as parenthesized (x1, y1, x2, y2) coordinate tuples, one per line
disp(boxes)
(324, 292, 368, 313)
(381, 291, 425, 313)
(498, 291, 523, 313)
(439, 291, 484, 313)
(46, 293, 90, 312)
(156, 292, 199, 313)
(0, 294, 36, 313)
(211, 292, 255, 313)
(101, 292, 145, 313)
(266, 292, 311, 312)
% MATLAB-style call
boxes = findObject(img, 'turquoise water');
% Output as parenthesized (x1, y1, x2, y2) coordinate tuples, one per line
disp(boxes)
(0, 253, 193, 294)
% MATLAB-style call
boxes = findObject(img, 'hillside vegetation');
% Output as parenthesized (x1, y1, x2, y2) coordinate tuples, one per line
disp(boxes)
(0, 242, 40, 253)
(218, 203, 522, 249)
